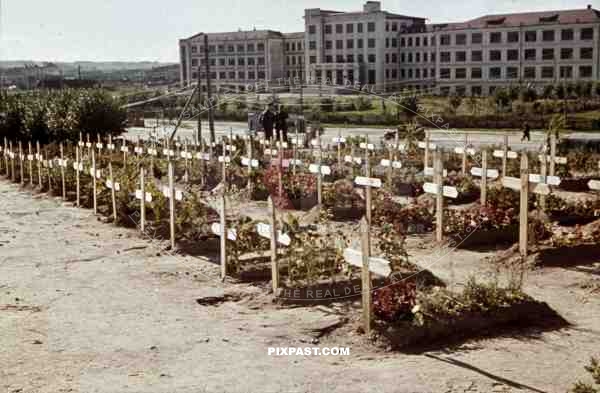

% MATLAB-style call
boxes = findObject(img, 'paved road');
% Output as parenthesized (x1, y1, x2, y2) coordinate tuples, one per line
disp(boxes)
(125, 119, 575, 151)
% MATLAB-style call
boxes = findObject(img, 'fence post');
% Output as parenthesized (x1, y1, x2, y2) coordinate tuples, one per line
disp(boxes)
(36, 141, 42, 189)
(550, 133, 557, 177)
(168, 159, 176, 250)
(424, 130, 430, 170)
(268, 196, 279, 294)
(360, 217, 372, 336)
(140, 166, 146, 232)
(18, 141, 24, 185)
(519, 154, 529, 260)
(109, 162, 117, 222)
(317, 131, 323, 205)
(462, 133, 468, 175)
(75, 146, 80, 207)
(92, 147, 97, 214)
(540, 148, 547, 210)
(480, 150, 488, 206)
(364, 135, 372, 225)
(502, 134, 508, 178)
(434, 150, 444, 243)
(220, 193, 227, 279)
(60, 143, 66, 200)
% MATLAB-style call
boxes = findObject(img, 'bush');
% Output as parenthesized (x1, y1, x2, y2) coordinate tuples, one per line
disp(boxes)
(570, 357, 600, 393)
(353, 95, 373, 111)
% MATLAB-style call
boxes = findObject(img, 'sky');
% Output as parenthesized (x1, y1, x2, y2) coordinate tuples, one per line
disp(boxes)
(0, 0, 594, 63)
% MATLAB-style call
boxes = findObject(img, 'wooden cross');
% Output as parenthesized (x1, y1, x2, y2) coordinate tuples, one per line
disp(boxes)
(470, 150, 499, 205)
(423, 151, 459, 242)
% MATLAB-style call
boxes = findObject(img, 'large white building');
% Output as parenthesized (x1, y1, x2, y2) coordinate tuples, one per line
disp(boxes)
(179, 2, 600, 95)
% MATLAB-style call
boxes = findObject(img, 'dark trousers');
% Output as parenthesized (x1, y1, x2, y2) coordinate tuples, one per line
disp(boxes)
(264, 126, 274, 140)
(276, 127, 288, 142)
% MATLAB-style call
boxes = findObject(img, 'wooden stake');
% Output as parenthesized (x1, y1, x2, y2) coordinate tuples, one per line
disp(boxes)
(18, 141, 24, 185)
(480, 150, 488, 206)
(337, 129, 342, 176)
(60, 143, 66, 200)
(36, 141, 42, 188)
(109, 162, 117, 222)
(540, 148, 547, 209)
(75, 146, 80, 207)
(3, 138, 8, 177)
(168, 159, 176, 250)
(278, 131, 284, 197)
(502, 134, 508, 178)
(268, 196, 279, 294)
(247, 135, 253, 193)
(46, 148, 51, 193)
(519, 154, 529, 260)
(364, 135, 372, 225)
(317, 131, 323, 205)
(292, 127, 298, 176)
(9, 141, 15, 182)
(550, 133, 557, 177)
(28, 142, 33, 187)
(92, 147, 97, 214)
(434, 150, 444, 243)
(462, 134, 468, 175)
(220, 193, 227, 279)
(424, 130, 430, 170)
(360, 217, 372, 336)
(140, 166, 146, 232)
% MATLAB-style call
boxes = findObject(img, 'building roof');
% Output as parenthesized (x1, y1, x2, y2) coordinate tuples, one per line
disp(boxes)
(181, 29, 285, 42)
(411, 7, 600, 32)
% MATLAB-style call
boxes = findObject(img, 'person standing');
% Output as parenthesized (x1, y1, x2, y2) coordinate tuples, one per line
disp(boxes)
(521, 122, 531, 142)
(275, 105, 289, 142)
(260, 104, 275, 141)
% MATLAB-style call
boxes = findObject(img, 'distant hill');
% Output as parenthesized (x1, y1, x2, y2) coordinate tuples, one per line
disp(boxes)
(0, 61, 177, 71)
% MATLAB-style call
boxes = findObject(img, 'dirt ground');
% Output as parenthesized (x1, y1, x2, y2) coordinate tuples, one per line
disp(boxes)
(1, 179, 600, 393)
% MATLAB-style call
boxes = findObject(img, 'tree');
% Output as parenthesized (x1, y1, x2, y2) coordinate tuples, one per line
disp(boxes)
(493, 88, 511, 111)
(520, 87, 538, 103)
(542, 84, 555, 99)
(399, 94, 419, 120)
(555, 84, 566, 100)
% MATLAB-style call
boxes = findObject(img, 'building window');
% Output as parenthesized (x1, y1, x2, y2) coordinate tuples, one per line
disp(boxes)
(523, 67, 535, 79)
(440, 68, 450, 79)
(368, 54, 376, 63)
(561, 29, 574, 41)
(291, 57, 296, 65)
(238, 58, 245, 66)
(471, 68, 482, 79)
(324, 25, 332, 34)
(346, 24, 353, 33)
(542, 48, 554, 60)
(367, 22, 375, 32)
(400, 53, 405, 62)
(285, 43, 291, 51)
(561, 48, 573, 60)
(441, 34, 450, 45)
(416, 37, 421, 46)
(525, 49, 536, 61)
(408, 53, 413, 62)
(209, 59, 216, 66)
(440, 51, 451, 62)
(408, 37, 413, 46)
(229, 71, 235, 79)
(309, 41, 316, 50)
(357, 39, 363, 49)
(580, 65, 593, 78)
(228, 45, 234, 52)
(228, 58, 235, 66)
(357, 23, 363, 33)
(347, 54, 354, 63)
(581, 27, 594, 40)
(560, 66, 573, 78)
(507, 31, 519, 43)
(219, 72, 226, 79)
(471, 50, 482, 62)
(246, 44, 254, 52)
(247, 58, 254, 65)
(391, 53, 397, 63)
(471, 86, 482, 96)
(325, 40, 332, 50)
(237, 72, 245, 79)
(424, 37, 428, 46)
(385, 38, 390, 48)
(336, 55, 344, 63)
(490, 32, 502, 44)
(581, 47, 593, 60)
(392, 22, 398, 32)
(325, 55, 332, 63)
(489, 50, 501, 61)
(506, 67, 518, 79)
(336, 24, 343, 34)
(471, 33, 482, 44)
(507, 49, 518, 61)
(423, 52, 428, 62)
(542, 66, 554, 78)
(191, 46, 197, 53)
(525, 31, 537, 42)
(391, 38, 397, 48)
(218, 45, 224, 52)
(257, 43, 265, 51)
(456, 51, 466, 62)
(392, 69, 397, 78)
(347, 39, 354, 49)
(368, 38, 376, 48)
(191, 59, 198, 66)
(248, 71, 255, 79)
(258, 71, 265, 79)
(542, 30, 555, 42)
(400, 38, 405, 47)
(257, 57, 265, 65)
(489, 67, 501, 79)
(219, 58, 225, 66)
(309, 56, 316, 64)
(416, 52, 420, 62)
(423, 69, 428, 78)
(456, 86, 466, 96)
(455, 34, 466, 45)
(336, 40, 343, 49)
(308, 25, 316, 34)
(401, 69, 405, 79)
(415, 69, 420, 78)
(455, 68, 466, 79)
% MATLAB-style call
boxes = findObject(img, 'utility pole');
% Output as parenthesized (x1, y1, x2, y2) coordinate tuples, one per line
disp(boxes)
(204, 34, 215, 143)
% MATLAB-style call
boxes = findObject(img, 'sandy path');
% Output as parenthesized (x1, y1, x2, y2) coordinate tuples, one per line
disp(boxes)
(1, 180, 599, 393)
